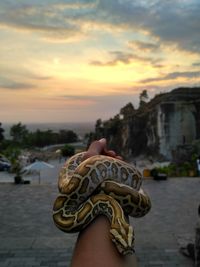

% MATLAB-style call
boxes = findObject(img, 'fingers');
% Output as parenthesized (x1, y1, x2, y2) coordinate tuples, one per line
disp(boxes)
(83, 138, 123, 161)
(99, 138, 107, 146)
(115, 155, 123, 160)
(104, 150, 116, 157)
(102, 143, 123, 160)
(83, 139, 106, 160)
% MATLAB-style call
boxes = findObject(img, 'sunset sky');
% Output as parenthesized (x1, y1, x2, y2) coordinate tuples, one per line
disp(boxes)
(0, 0, 200, 123)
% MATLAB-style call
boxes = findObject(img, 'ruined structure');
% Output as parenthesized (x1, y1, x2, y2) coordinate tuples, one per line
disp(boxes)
(92, 87, 200, 160)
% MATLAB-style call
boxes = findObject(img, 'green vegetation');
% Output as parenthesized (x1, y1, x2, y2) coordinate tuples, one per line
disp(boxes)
(1, 122, 78, 149)
(120, 102, 135, 119)
(139, 89, 149, 108)
(61, 144, 75, 157)
(0, 123, 4, 142)
(12, 159, 23, 184)
(88, 90, 151, 155)
(10, 122, 28, 144)
(151, 158, 197, 178)
(0, 122, 78, 179)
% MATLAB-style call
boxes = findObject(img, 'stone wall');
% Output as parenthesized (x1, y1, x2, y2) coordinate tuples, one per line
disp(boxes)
(157, 101, 197, 159)
(92, 87, 200, 160)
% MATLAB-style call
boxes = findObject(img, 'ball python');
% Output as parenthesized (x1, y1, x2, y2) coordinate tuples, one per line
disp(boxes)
(53, 152, 151, 255)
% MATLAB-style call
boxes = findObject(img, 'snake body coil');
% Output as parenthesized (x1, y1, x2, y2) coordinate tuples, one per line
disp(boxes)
(53, 152, 151, 255)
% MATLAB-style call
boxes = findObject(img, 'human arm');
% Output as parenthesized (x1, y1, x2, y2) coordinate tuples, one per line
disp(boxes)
(70, 216, 138, 267)
(70, 139, 138, 267)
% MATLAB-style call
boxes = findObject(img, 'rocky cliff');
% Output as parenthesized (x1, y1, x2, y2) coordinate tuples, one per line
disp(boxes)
(91, 87, 200, 160)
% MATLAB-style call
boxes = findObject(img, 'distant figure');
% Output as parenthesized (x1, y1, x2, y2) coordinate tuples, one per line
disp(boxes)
(180, 204, 200, 266)
(195, 205, 200, 266)
(196, 156, 200, 176)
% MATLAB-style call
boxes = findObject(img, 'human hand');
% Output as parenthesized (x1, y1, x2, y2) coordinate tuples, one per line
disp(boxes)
(83, 138, 123, 161)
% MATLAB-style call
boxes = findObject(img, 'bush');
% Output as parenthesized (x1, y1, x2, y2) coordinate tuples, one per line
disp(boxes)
(151, 161, 196, 177)
(61, 144, 75, 157)
(14, 175, 22, 184)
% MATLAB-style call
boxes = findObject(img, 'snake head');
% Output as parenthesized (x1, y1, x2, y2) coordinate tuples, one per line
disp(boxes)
(110, 219, 134, 255)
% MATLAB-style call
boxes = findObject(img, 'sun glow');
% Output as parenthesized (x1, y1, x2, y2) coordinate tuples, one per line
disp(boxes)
(0, 1, 200, 122)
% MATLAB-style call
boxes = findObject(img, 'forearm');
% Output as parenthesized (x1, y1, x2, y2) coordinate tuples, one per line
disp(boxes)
(70, 139, 138, 267)
(70, 216, 138, 267)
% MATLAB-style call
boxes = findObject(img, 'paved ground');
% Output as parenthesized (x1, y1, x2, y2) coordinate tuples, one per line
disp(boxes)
(0, 167, 199, 266)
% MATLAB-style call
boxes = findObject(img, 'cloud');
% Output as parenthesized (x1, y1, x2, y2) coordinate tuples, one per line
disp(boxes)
(128, 40, 160, 52)
(0, 80, 36, 90)
(145, 1, 200, 53)
(90, 51, 135, 66)
(140, 71, 200, 83)
(90, 0, 200, 54)
(90, 50, 159, 66)
(0, 70, 48, 90)
(0, 2, 85, 42)
(62, 95, 94, 100)
(28, 74, 52, 81)
(0, 21, 81, 42)
(99, 0, 200, 54)
(75, 0, 200, 54)
(0, 68, 51, 91)
(53, 1, 97, 10)
(192, 62, 200, 67)
(0, 0, 200, 53)
(60, 94, 95, 106)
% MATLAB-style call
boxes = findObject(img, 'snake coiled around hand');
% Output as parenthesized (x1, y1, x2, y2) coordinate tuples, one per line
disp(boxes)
(53, 152, 151, 255)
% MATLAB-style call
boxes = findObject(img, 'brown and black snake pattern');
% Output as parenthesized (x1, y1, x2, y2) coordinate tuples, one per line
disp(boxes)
(53, 152, 151, 255)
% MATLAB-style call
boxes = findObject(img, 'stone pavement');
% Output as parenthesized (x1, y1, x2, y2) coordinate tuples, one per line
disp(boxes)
(0, 177, 199, 266)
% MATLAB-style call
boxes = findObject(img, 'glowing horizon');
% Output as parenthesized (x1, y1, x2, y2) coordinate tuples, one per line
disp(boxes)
(0, 0, 200, 123)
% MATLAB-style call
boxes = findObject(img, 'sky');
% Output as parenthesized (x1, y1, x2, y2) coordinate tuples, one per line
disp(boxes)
(0, 0, 200, 123)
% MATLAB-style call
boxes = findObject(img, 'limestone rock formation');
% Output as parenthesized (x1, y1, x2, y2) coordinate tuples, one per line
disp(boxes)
(91, 87, 200, 160)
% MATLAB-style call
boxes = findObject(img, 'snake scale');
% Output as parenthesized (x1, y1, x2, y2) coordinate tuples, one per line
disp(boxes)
(53, 152, 151, 255)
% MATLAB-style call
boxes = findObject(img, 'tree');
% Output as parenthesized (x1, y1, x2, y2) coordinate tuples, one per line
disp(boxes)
(105, 115, 121, 135)
(4, 146, 23, 183)
(61, 144, 75, 157)
(24, 129, 78, 147)
(139, 90, 149, 107)
(12, 159, 23, 184)
(10, 122, 28, 144)
(95, 119, 104, 139)
(0, 123, 4, 142)
(120, 103, 135, 119)
(63, 130, 78, 143)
